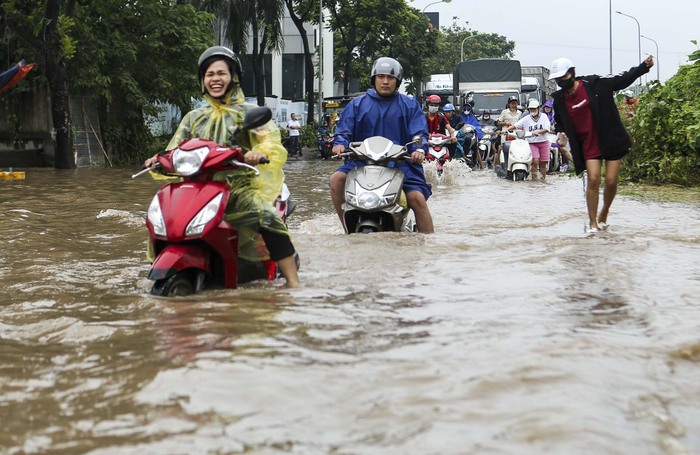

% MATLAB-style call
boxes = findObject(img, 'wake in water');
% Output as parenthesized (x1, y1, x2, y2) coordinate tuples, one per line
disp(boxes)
(424, 159, 492, 187)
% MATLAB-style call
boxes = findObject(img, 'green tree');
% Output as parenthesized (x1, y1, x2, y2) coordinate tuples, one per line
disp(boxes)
(625, 44, 700, 186)
(327, 0, 437, 95)
(432, 20, 515, 72)
(69, 1, 213, 163)
(1, 0, 214, 165)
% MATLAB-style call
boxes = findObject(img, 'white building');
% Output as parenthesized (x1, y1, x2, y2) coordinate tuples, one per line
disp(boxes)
(214, 12, 334, 123)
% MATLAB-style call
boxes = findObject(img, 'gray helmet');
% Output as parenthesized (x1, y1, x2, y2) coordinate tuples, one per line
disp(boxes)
(370, 57, 403, 87)
(197, 46, 243, 95)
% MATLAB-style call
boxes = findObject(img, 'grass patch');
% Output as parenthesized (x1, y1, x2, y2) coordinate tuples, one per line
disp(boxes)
(619, 182, 700, 204)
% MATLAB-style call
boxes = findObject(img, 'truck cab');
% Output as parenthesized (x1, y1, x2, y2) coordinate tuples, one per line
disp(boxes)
(453, 59, 522, 116)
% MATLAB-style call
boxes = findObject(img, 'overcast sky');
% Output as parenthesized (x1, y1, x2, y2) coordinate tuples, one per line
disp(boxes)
(411, 0, 697, 82)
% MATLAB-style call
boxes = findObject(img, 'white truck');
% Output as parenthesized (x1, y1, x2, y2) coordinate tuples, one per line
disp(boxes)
(423, 73, 454, 107)
(520, 66, 557, 106)
(453, 59, 522, 116)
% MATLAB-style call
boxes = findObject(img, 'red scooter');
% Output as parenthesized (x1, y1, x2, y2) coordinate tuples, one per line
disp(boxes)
(133, 107, 295, 296)
(425, 132, 452, 175)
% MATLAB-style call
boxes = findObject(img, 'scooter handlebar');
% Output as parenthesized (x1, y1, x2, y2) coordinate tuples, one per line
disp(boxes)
(131, 162, 161, 179)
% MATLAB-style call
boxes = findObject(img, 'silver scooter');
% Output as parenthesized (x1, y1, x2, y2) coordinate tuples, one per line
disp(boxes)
(340, 136, 420, 234)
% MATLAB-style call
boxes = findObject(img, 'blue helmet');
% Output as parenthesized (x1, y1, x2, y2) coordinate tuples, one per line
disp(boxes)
(443, 103, 455, 112)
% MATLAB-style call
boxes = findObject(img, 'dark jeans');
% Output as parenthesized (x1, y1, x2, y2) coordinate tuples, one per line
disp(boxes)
(288, 136, 301, 156)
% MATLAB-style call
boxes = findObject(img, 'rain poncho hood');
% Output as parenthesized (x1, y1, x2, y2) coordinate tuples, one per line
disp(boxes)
(458, 112, 483, 140)
(157, 86, 289, 262)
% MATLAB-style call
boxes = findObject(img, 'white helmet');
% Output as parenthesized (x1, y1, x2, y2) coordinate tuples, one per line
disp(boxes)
(549, 57, 574, 79)
(527, 99, 540, 109)
(622, 90, 634, 98)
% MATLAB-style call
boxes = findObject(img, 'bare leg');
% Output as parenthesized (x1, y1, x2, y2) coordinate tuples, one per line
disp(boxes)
(329, 171, 347, 226)
(539, 161, 548, 181)
(406, 191, 434, 233)
(531, 159, 539, 180)
(598, 159, 621, 225)
(277, 255, 299, 288)
(475, 145, 484, 169)
(560, 145, 573, 164)
(585, 159, 602, 230)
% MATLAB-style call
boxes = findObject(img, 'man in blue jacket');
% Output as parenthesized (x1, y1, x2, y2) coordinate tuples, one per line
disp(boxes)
(550, 55, 653, 233)
(330, 57, 434, 233)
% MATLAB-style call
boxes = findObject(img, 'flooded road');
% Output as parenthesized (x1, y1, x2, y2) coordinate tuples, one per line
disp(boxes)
(1, 160, 699, 454)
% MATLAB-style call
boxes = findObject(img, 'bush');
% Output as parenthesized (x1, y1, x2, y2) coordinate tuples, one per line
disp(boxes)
(624, 44, 700, 186)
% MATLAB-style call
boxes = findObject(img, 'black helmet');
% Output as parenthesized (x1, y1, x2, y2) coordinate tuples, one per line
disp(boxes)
(371, 57, 403, 87)
(507, 95, 518, 103)
(197, 46, 243, 95)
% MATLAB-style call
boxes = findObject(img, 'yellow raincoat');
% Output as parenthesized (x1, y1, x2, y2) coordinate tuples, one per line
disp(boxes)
(157, 87, 289, 263)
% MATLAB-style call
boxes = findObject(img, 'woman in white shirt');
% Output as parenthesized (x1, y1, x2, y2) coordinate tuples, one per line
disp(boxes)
(511, 99, 551, 181)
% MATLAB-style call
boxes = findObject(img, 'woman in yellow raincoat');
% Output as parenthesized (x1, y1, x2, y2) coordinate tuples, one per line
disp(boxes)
(146, 46, 299, 287)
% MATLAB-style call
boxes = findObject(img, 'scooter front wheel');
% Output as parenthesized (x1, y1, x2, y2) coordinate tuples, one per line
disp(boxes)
(513, 169, 528, 181)
(151, 271, 196, 297)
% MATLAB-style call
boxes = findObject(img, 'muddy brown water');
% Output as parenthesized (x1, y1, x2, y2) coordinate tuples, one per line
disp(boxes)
(1, 159, 699, 454)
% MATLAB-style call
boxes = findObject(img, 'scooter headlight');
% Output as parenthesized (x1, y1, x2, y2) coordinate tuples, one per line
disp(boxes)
(172, 146, 210, 176)
(186, 193, 224, 237)
(357, 191, 382, 210)
(148, 194, 166, 236)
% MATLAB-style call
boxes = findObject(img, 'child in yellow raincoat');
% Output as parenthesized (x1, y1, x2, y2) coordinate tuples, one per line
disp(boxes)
(145, 46, 299, 287)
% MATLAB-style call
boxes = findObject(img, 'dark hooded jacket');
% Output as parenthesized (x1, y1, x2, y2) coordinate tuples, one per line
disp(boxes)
(552, 62, 650, 175)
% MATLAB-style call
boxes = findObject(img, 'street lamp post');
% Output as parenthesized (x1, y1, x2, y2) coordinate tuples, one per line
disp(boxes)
(460, 34, 478, 62)
(317, 0, 323, 124)
(615, 10, 642, 85)
(421, 0, 451, 30)
(422, 0, 451, 14)
(608, 0, 613, 74)
(641, 34, 660, 81)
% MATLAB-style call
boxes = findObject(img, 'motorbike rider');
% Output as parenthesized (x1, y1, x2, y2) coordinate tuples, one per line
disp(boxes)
(425, 94, 456, 138)
(458, 101, 484, 168)
(619, 89, 638, 118)
(542, 99, 573, 169)
(478, 109, 497, 165)
(442, 103, 461, 158)
(542, 100, 555, 124)
(509, 99, 551, 181)
(330, 57, 434, 233)
(144, 46, 299, 287)
(495, 95, 522, 166)
(479, 109, 496, 127)
(550, 55, 653, 233)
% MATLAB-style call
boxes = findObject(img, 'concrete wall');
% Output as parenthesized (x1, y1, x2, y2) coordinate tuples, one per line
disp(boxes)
(0, 82, 55, 167)
(0, 83, 105, 167)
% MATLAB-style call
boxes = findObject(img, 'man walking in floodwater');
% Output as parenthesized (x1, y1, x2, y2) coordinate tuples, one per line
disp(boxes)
(549, 55, 654, 234)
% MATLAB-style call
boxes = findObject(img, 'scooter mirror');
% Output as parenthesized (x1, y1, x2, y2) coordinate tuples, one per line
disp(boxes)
(243, 107, 273, 130)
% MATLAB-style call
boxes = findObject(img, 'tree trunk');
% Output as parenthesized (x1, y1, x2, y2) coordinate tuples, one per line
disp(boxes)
(343, 60, 351, 95)
(251, 19, 266, 106)
(44, 0, 75, 169)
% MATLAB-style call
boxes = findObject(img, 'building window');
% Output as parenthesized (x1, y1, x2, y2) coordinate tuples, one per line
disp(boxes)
(240, 54, 272, 98)
(282, 54, 305, 101)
